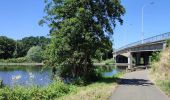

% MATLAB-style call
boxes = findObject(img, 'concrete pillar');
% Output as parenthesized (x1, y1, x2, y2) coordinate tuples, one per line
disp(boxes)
(144, 53, 149, 65)
(136, 53, 141, 65)
(128, 52, 132, 69)
(163, 42, 167, 50)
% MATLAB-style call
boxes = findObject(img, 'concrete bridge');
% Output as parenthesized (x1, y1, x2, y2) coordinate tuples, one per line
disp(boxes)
(113, 32, 170, 69)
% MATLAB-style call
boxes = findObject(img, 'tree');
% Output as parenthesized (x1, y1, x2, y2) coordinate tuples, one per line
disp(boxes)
(0, 36, 16, 59)
(42, 0, 125, 81)
(18, 36, 50, 57)
(26, 46, 43, 63)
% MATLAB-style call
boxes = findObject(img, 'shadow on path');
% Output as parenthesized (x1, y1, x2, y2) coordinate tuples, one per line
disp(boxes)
(118, 78, 154, 86)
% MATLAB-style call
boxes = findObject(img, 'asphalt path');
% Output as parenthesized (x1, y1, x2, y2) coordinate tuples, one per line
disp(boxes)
(109, 70, 170, 100)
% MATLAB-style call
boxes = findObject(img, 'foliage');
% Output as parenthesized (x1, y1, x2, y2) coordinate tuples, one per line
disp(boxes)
(0, 57, 28, 63)
(101, 59, 115, 65)
(0, 36, 50, 59)
(58, 72, 123, 100)
(150, 51, 160, 63)
(17, 36, 50, 57)
(166, 39, 170, 48)
(0, 36, 16, 59)
(0, 80, 4, 88)
(13, 41, 25, 58)
(94, 49, 113, 62)
(42, 0, 125, 82)
(26, 46, 44, 63)
(0, 80, 75, 100)
(150, 48, 170, 96)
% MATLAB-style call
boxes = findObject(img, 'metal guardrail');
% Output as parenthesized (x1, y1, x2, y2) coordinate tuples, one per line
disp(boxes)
(116, 32, 170, 52)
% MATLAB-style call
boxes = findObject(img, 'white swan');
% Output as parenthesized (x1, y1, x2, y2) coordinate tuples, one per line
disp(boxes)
(12, 75, 21, 80)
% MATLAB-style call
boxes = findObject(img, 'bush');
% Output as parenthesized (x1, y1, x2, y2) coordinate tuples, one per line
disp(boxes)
(150, 52, 160, 63)
(0, 81, 76, 100)
(0, 57, 28, 63)
(166, 39, 170, 48)
(26, 46, 43, 63)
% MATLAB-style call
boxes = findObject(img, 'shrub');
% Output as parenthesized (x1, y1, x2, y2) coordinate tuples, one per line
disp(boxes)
(26, 46, 43, 63)
(0, 81, 76, 100)
(150, 52, 160, 63)
(0, 57, 28, 63)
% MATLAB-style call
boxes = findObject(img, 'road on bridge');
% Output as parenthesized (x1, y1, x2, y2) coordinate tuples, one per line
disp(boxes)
(109, 70, 170, 100)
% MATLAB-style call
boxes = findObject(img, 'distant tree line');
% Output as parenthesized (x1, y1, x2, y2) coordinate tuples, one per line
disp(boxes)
(0, 36, 50, 59)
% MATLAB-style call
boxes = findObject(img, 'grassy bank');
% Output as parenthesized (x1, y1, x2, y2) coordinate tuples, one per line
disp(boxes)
(58, 72, 123, 100)
(150, 47, 170, 96)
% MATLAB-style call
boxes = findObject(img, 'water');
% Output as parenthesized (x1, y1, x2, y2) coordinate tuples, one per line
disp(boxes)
(0, 66, 52, 87)
(103, 68, 121, 77)
(0, 65, 120, 87)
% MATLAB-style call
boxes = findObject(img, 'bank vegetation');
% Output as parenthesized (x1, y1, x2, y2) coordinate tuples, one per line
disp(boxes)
(150, 40, 170, 96)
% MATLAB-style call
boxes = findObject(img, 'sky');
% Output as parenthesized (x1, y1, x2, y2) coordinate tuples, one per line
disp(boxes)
(0, 0, 49, 39)
(0, 0, 170, 49)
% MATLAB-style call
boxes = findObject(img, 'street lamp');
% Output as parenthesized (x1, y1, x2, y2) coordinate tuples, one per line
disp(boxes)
(141, 2, 154, 44)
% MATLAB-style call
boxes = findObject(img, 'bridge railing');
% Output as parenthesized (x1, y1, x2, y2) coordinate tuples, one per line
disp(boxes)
(116, 32, 170, 52)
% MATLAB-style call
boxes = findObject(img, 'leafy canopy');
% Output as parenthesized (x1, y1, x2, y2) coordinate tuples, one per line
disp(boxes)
(26, 46, 43, 63)
(0, 36, 16, 59)
(42, 0, 125, 81)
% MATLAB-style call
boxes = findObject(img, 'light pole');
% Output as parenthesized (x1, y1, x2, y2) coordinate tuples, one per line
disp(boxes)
(141, 2, 154, 44)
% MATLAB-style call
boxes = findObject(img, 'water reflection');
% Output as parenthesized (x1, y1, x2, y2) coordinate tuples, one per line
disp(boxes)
(103, 68, 122, 77)
(0, 66, 52, 87)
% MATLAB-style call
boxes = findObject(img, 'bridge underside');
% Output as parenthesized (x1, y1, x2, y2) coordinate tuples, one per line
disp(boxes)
(132, 51, 153, 66)
(115, 51, 156, 69)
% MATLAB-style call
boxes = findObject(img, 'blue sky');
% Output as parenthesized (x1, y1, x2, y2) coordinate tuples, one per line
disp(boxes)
(0, 0, 170, 49)
(0, 0, 49, 39)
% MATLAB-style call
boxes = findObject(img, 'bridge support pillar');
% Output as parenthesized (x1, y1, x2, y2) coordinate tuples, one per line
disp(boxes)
(136, 53, 141, 65)
(163, 42, 167, 49)
(128, 52, 132, 69)
(143, 53, 149, 65)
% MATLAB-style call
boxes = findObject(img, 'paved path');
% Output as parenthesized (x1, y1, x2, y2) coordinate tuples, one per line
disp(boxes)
(109, 70, 170, 100)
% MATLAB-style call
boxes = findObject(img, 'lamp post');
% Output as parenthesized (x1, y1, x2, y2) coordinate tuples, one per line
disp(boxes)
(141, 2, 154, 44)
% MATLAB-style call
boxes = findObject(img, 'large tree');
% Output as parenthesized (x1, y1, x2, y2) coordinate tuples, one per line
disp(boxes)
(42, 0, 125, 81)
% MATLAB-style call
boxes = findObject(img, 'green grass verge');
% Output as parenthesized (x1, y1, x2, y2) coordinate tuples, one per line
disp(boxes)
(156, 80, 170, 96)
(57, 72, 124, 100)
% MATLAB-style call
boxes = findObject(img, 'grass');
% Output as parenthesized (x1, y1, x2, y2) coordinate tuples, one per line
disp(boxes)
(156, 80, 170, 96)
(58, 72, 124, 100)
(150, 47, 170, 96)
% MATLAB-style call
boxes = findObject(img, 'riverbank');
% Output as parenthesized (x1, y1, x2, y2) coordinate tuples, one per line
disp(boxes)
(150, 47, 170, 96)
(0, 63, 44, 66)
(57, 73, 123, 100)
(0, 72, 123, 100)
